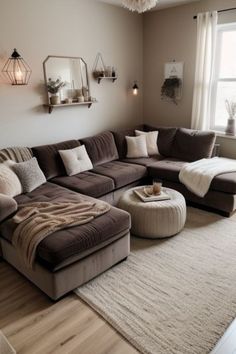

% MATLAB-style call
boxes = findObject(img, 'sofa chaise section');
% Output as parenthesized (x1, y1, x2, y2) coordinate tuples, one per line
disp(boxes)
(0, 182, 131, 299)
(148, 159, 236, 215)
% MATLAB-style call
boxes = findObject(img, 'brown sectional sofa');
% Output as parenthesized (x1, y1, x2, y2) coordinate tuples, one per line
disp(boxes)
(1, 124, 236, 300)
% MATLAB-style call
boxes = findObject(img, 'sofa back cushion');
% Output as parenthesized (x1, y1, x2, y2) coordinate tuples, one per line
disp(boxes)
(112, 129, 136, 159)
(144, 124, 177, 157)
(171, 128, 216, 161)
(80, 131, 119, 166)
(32, 140, 80, 179)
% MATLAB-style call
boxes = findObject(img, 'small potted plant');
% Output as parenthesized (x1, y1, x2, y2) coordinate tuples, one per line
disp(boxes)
(225, 99, 236, 135)
(47, 78, 66, 105)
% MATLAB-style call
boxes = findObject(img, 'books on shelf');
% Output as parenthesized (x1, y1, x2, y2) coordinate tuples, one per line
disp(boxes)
(134, 187, 171, 202)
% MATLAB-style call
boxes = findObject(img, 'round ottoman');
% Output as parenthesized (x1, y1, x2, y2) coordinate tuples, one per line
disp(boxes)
(117, 187, 186, 238)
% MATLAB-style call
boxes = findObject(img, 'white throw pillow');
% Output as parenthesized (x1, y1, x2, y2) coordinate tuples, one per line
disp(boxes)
(0, 162, 22, 197)
(135, 130, 159, 156)
(126, 135, 148, 158)
(59, 145, 93, 176)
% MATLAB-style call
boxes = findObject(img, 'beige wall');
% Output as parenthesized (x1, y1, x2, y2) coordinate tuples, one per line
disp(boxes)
(143, 0, 236, 157)
(0, 0, 143, 148)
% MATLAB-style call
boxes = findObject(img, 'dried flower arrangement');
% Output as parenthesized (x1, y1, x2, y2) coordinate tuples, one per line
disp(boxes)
(47, 78, 66, 94)
(225, 99, 236, 119)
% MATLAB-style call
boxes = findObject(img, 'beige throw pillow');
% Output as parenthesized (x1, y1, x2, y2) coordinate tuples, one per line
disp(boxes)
(126, 135, 148, 158)
(12, 158, 47, 193)
(59, 145, 93, 176)
(0, 162, 22, 197)
(135, 130, 159, 156)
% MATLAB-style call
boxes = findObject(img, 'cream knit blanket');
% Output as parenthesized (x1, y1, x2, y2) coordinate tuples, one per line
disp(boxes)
(0, 147, 32, 163)
(12, 201, 110, 268)
(179, 157, 236, 197)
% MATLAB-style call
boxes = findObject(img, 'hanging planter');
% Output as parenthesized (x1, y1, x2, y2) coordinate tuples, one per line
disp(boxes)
(161, 61, 184, 105)
(92, 53, 117, 84)
(161, 77, 182, 105)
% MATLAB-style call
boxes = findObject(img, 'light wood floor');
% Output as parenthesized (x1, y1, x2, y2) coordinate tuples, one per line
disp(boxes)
(0, 261, 137, 354)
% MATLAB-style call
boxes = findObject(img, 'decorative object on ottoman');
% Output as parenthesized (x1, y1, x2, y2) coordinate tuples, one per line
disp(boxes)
(118, 187, 186, 238)
(152, 179, 162, 194)
(134, 186, 170, 202)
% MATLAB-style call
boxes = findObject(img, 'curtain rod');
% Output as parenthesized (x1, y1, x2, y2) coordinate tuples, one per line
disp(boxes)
(193, 7, 236, 19)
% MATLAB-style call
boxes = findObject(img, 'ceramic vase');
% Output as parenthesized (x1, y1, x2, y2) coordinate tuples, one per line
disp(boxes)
(225, 118, 235, 136)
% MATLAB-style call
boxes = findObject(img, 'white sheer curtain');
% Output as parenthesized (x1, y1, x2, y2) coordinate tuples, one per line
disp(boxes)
(191, 11, 218, 130)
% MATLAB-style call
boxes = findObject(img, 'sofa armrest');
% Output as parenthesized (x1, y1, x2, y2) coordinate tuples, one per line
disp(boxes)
(212, 144, 220, 157)
(0, 194, 17, 223)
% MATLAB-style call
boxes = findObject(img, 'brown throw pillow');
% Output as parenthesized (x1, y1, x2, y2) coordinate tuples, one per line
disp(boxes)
(171, 128, 216, 162)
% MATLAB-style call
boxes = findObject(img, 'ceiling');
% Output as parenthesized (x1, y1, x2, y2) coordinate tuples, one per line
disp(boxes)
(98, 0, 199, 11)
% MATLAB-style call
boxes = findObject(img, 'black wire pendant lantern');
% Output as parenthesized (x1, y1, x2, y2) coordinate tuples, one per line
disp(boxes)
(2, 49, 32, 85)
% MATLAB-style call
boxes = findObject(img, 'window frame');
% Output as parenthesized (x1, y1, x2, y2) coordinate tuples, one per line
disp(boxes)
(210, 22, 236, 132)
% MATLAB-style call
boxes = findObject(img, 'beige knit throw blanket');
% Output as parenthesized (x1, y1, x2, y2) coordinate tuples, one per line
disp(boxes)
(12, 201, 111, 268)
(0, 147, 32, 163)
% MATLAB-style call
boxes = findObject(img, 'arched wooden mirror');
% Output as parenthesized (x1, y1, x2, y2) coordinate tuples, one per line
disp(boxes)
(43, 55, 94, 113)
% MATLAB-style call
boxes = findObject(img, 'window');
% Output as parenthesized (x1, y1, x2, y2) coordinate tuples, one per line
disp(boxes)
(210, 23, 236, 131)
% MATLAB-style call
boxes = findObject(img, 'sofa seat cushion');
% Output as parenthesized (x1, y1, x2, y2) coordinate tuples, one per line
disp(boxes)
(148, 159, 186, 183)
(122, 155, 163, 167)
(148, 159, 236, 194)
(32, 140, 80, 179)
(0, 182, 130, 271)
(92, 161, 147, 188)
(211, 173, 236, 194)
(80, 131, 119, 167)
(52, 172, 115, 198)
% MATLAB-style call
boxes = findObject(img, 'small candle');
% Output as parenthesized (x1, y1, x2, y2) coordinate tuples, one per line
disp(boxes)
(15, 70, 23, 84)
(153, 181, 162, 195)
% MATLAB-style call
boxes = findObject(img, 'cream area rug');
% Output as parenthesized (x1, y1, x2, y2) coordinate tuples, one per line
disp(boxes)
(0, 331, 16, 354)
(75, 207, 236, 354)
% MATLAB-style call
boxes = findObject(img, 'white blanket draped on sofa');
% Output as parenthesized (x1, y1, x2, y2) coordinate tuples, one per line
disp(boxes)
(179, 157, 236, 197)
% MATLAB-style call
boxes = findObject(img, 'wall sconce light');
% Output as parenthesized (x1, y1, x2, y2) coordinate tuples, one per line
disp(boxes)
(2, 48, 32, 85)
(132, 81, 139, 95)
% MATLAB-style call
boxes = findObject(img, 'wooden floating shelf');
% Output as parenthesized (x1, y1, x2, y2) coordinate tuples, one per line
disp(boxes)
(44, 101, 96, 114)
(97, 76, 117, 84)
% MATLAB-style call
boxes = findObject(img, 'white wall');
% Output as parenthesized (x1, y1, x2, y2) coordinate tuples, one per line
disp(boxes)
(0, 0, 143, 148)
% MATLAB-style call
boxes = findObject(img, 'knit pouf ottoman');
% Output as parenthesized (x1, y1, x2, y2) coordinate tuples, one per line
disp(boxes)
(117, 187, 186, 238)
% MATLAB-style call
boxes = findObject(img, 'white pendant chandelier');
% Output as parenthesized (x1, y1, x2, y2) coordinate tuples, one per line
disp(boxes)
(122, 0, 159, 13)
